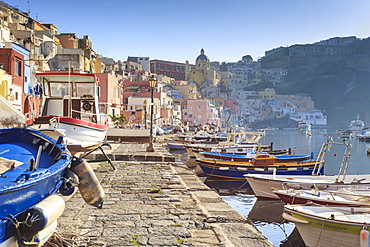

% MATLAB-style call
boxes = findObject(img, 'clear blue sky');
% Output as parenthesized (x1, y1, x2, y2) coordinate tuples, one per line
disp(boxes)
(10, 0, 370, 63)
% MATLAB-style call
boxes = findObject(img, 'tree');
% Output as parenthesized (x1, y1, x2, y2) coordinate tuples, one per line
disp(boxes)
(109, 113, 127, 128)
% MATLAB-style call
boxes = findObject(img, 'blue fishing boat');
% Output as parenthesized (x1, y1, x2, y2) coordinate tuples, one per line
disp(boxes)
(0, 128, 72, 246)
(201, 151, 312, 162)
(166, 141, 187, 150)
(196, 158, 324, 180)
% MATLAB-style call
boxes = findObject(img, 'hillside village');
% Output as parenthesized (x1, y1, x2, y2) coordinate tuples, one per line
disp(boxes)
(8, 1, 370, 130)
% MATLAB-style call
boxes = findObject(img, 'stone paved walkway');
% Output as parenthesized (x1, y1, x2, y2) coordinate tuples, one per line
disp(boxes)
(53, 143, 273, 247)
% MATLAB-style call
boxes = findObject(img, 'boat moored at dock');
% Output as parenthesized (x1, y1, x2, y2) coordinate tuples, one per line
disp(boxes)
(196, 158, 324, 180)
(0, 128, 72, 246)
(26, 71, 109, 155)
(283, 205, 370, 247)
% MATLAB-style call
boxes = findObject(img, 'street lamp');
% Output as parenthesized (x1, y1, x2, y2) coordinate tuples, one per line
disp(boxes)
(143, 100, 147, 129)
(146, 75, 156, 152)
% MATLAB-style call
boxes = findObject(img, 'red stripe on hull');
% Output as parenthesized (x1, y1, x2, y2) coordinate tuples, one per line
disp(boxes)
(28, 115, 108, 131)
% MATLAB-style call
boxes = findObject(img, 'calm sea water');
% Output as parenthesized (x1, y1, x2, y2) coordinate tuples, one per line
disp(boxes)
(172, 128, 370, 246)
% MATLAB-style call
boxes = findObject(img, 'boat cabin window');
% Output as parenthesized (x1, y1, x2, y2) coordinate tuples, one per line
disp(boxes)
(47, 82, 95, 97)
(43, 81, 50, 96)
(77, 83, 95, 97)
(50, 82, 70, 97)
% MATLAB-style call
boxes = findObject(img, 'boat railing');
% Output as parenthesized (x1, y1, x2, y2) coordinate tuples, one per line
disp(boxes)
(312, 137, 352, 181)
(335, 142, 352, 183)
(312, 139, 333, 175)
(70, 109, 108, 124)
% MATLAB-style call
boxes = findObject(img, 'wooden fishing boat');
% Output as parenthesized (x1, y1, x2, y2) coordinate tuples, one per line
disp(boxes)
(245, 173, 370, 199)
(176, 130, 227, 142)
(0, 128, 72, 246)
(274, 187, 370, 207)
(165, 130, 226, 151)
(196, 158, 324, 180)
(166, 141, 187, 150)
(201, 151, 312, 163)
(26, 72, 109, 155)
(283, 205, 370, 247)
(244, 139, 370, 199)
(185, 131, 265, 154)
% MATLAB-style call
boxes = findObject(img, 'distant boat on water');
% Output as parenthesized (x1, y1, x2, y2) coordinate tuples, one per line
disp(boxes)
(298, 121, 311, 135)
(348, 114, 365, 131)
(356, 128, 370, 141)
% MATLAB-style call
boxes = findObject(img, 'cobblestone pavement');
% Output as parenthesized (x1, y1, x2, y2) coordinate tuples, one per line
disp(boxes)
(54, 143, 273, 247)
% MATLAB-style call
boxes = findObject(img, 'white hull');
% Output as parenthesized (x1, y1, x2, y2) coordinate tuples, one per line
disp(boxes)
(293, 218, 361, 247)
(245, 174, 370, 199)
(284, 205, 370, 247)
(31, 122, 107, 150)
(348, 115, 365, 131)
(212, 144, 257, 153)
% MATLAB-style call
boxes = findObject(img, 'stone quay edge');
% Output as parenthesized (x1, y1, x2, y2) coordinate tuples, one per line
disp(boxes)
(54, 142, 273, 247)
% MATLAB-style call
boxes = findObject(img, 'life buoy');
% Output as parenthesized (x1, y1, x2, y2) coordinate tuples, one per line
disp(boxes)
(82, 102, 92, 111)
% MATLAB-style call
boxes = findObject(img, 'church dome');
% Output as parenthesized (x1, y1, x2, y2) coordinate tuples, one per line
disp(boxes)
(196, 48, 209, 62)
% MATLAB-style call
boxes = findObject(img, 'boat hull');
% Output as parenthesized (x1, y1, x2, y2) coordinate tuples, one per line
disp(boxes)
(0, 128, 72, 244)
(29, 116, 108, 154)
(274, 189, 370, 207)
(196, 159, 323, 180)
(245, 174, 370, 199)
(202, 152, 310, 162)
(283, 205, 370, 247)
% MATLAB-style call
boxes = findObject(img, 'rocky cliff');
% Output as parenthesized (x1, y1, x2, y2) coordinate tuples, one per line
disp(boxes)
(264, 37, 370, 129)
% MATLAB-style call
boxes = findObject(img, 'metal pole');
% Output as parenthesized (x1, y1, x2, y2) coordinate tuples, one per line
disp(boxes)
(147, 88, 154, 152)
(144, 105, 147, 129)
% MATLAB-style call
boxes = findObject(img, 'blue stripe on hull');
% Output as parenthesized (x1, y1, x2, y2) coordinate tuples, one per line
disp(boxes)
(198, 164, 324, 180)
(167, 144, 186, 150)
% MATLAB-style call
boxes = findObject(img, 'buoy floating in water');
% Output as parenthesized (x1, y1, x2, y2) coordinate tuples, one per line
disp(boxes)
(70, 156, 105, 208)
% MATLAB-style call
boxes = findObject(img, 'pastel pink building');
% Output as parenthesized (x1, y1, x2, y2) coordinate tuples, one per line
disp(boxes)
(224, 100, 239, 114)
(182, 100, 221, 127)
(96, 73, 122, 118)
(276, 95, 315, 110)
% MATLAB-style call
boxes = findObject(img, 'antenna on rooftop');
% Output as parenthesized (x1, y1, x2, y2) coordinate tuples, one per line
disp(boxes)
(27, 0, 30, 15)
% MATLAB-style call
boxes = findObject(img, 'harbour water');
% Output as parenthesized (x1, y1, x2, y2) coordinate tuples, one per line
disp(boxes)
(172, 128, 370, 246)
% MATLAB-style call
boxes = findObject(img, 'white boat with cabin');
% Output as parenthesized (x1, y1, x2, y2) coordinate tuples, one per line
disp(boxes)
(298, 121, 311, 135)
(26, 71, 109, 154)
(348, 114, 365, 131)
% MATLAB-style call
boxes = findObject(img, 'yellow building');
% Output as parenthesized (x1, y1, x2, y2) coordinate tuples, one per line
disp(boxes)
(174, 84, 200, 100)
(0, 70, 10, 99)
(185, 49, 220, 86)
(258, 88, 276, 99)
